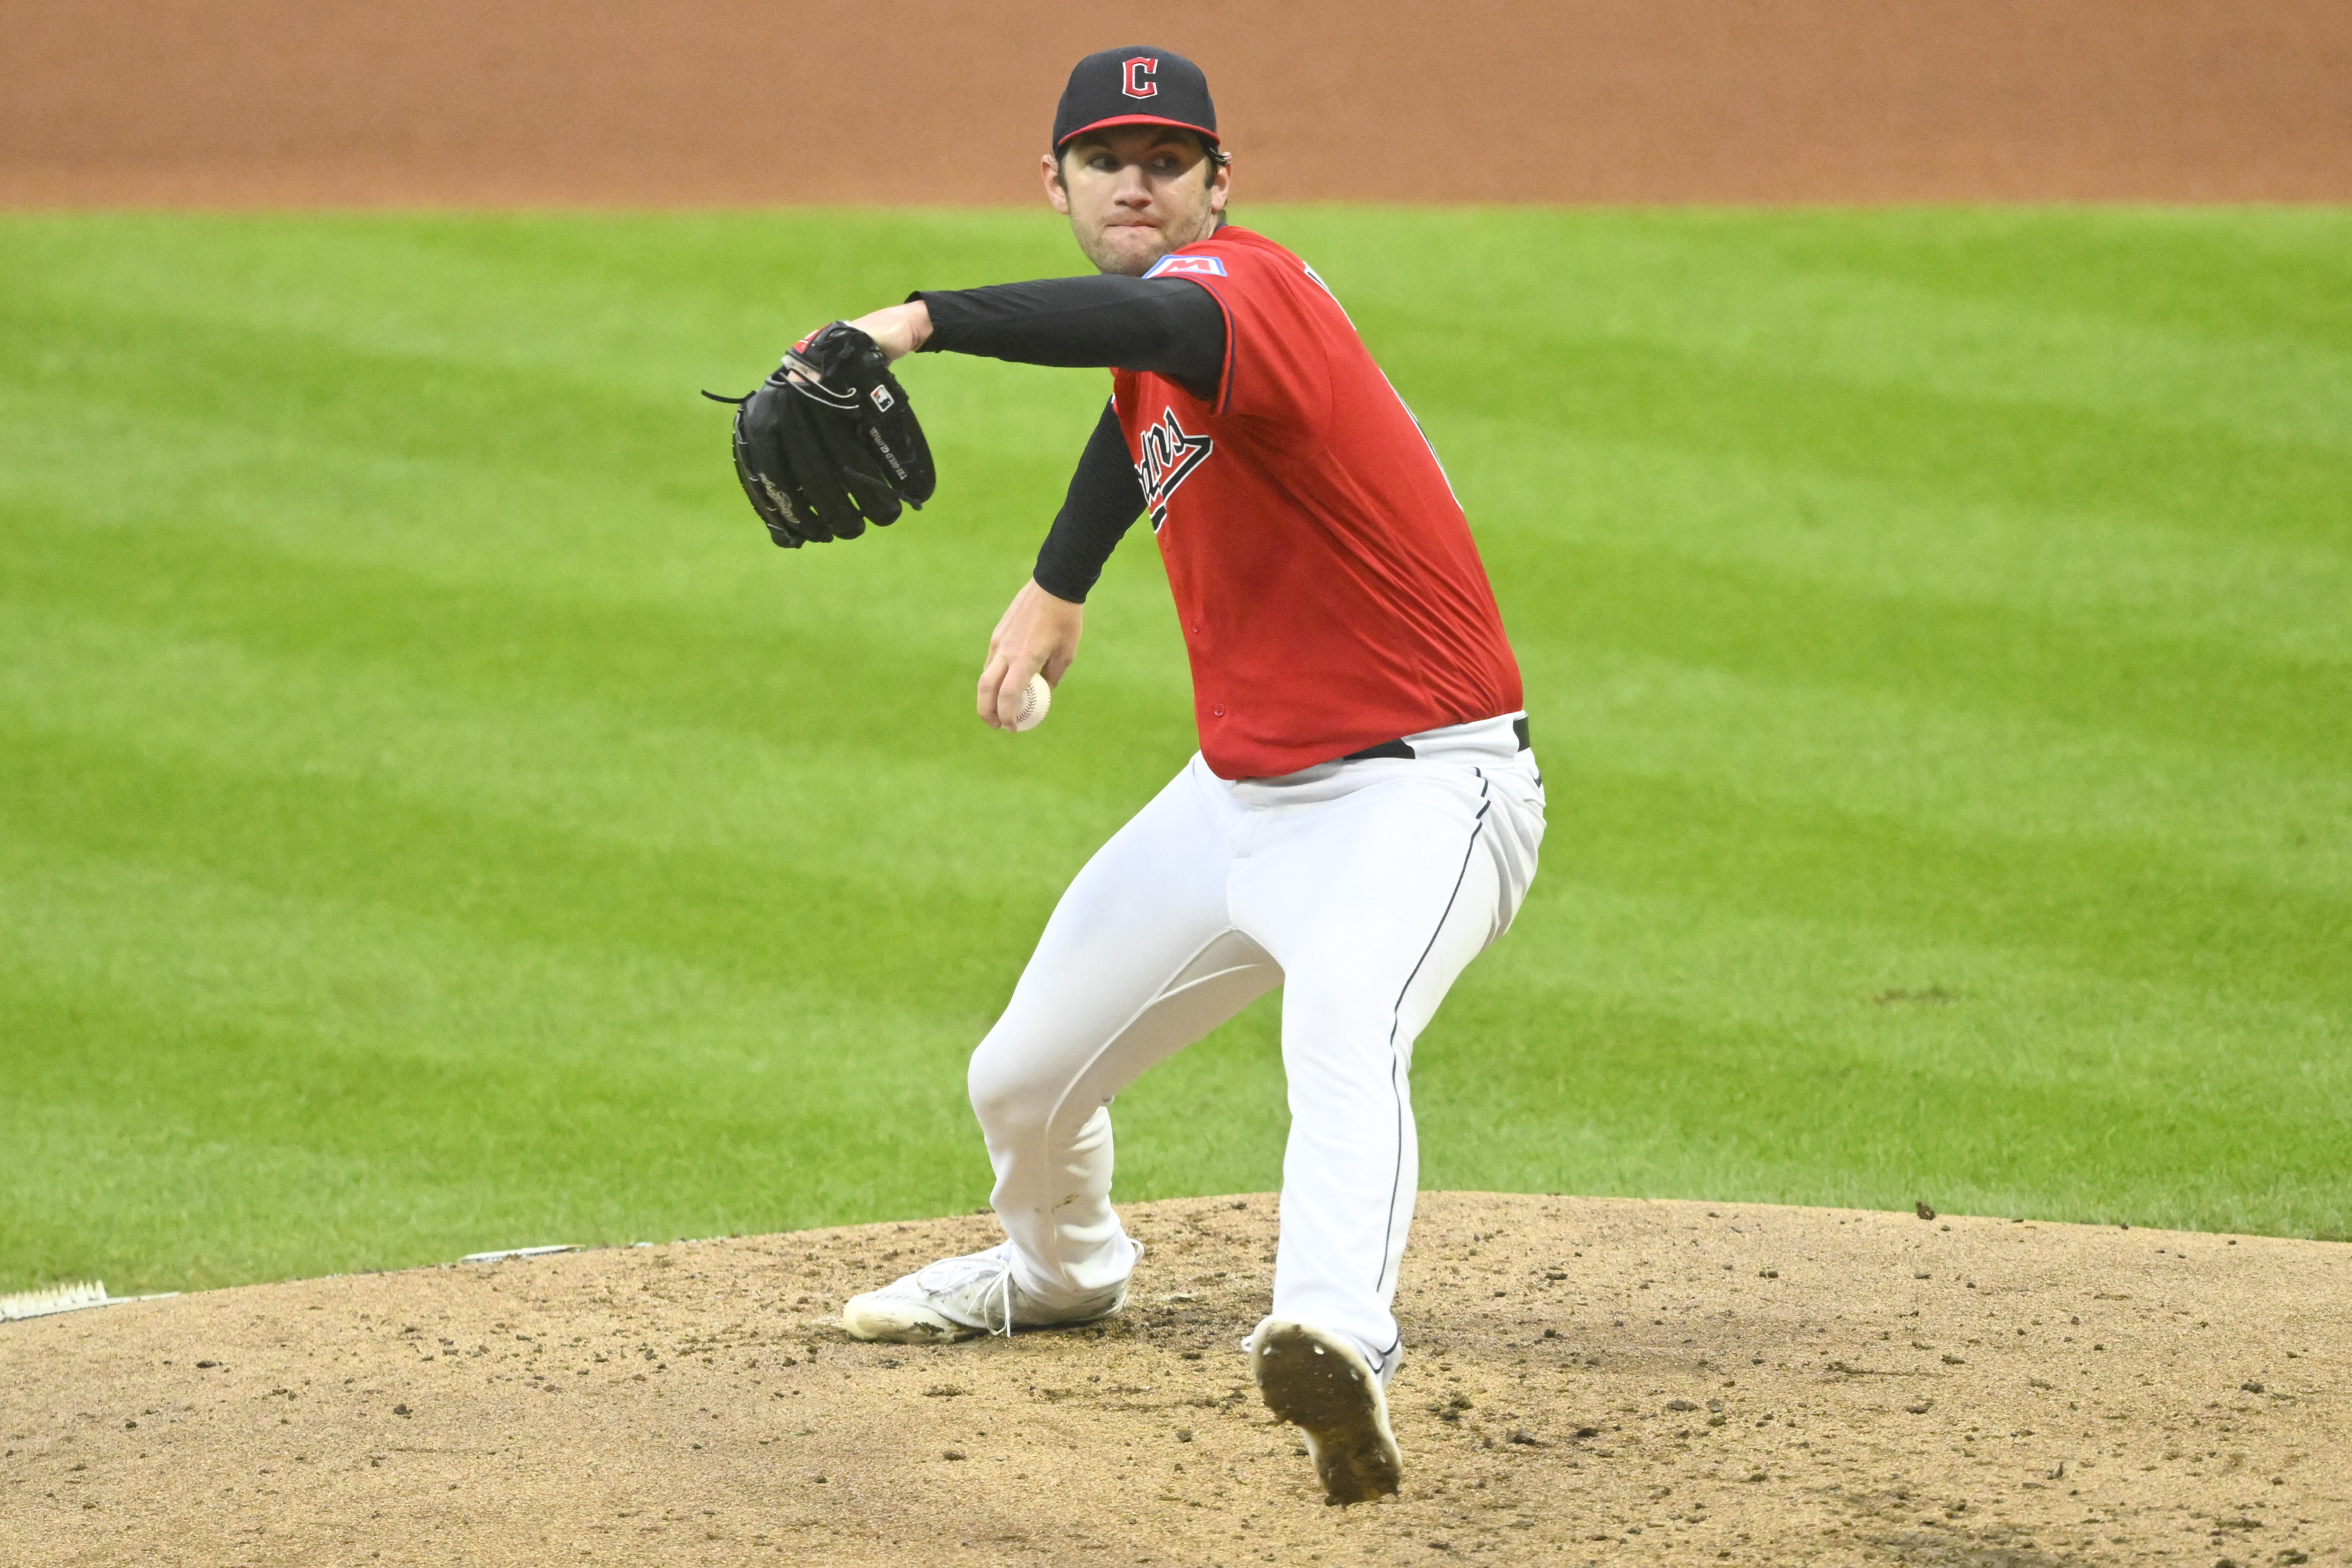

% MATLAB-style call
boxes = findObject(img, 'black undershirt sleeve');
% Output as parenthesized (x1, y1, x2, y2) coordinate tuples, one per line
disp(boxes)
(911, 273, 1224, 602)
(912, 274, 1225, 401)
(1031, 398, 1144, 604)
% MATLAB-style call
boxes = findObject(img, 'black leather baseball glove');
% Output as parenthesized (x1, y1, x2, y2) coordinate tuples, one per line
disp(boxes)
(706, 322, 936, 547)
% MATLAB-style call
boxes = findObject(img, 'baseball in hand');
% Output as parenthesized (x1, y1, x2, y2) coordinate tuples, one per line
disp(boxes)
(1012, 672, 1052, 732)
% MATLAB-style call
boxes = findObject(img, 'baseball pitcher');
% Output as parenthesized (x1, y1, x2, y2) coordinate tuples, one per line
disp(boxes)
(722, 46, 1544, 1505)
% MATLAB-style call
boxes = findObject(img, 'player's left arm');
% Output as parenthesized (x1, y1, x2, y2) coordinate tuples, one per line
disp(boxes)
(977, 580, 1084, 732)
(973, 400, 1145, 728)
(809, 278, 1212, 727)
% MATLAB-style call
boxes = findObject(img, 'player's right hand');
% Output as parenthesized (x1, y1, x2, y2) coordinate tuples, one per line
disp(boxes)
(980, 578, 1084, 730)
(840, 300, 933, 363)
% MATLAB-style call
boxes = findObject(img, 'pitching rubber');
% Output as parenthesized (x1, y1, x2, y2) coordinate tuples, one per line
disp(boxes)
(1249, 1318, 1402, 1505)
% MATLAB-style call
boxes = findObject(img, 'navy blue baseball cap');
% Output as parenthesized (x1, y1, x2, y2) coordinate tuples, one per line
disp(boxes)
(1052, 47, 1218, 151)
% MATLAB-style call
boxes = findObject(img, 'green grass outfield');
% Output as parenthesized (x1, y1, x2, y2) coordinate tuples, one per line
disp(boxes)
(2, 208, 2346, 1294)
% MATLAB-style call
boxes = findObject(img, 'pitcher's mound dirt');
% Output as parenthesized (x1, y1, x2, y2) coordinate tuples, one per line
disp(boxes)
(3, 1193, 2343, 1566)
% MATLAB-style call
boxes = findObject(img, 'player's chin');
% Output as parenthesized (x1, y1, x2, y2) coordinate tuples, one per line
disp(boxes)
(1094, 225, 1172, 277)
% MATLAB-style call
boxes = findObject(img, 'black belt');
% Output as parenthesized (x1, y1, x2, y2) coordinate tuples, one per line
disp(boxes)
(1342, 715, 1530, 764)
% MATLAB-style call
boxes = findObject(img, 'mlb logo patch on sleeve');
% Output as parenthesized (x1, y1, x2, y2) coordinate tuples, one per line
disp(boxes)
(1145, 254, 1228, 279)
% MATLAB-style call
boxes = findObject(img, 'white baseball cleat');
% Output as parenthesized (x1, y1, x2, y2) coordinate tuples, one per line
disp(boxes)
(841, 1241, 1136, 1343)
(1248, 1317, 1402, 1505)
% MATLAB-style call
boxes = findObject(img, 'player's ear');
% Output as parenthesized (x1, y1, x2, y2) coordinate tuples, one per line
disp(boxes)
(1207, 153, 1231, 218)
(1042, 151, 1073, 215)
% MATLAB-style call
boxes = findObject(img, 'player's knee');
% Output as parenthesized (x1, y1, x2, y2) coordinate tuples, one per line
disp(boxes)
(967, 1040, 1055, 1141)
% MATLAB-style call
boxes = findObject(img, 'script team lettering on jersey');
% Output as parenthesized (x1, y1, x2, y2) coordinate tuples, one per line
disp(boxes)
(1134, 408, 1213, 532)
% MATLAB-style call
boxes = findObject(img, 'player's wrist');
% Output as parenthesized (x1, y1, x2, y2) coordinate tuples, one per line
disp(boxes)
(898, 300, 933, 355)
(1028, 571, 1088, 607)
(846, 301, 932, 361)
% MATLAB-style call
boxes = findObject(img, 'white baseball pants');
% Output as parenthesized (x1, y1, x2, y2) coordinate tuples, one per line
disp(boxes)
(967, 713, 1545, 1376)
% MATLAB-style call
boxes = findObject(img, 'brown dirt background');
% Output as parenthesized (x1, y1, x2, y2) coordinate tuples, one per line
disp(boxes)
(5, 0, 2350, 205)
(4, 1193, 2346, 1566)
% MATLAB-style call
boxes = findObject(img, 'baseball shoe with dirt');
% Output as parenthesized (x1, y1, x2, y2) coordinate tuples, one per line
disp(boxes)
(1248, 1317, 1402, 1504)
(841, 1240, 1137, 1343)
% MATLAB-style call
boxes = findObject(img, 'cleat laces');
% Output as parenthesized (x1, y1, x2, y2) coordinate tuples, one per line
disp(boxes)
(914, 1246, 1020, 1337)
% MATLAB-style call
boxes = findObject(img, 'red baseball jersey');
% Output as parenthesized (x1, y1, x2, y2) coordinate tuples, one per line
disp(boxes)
(1115, 228, 1523, 780)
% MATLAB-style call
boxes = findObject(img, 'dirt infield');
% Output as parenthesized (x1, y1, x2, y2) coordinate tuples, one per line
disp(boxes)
(5, 0, 2350, 206)
(4, 1192, 2344, 1566)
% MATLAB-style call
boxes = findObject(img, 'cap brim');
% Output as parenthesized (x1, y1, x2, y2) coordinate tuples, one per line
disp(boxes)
(1054, 114, 1221, 150)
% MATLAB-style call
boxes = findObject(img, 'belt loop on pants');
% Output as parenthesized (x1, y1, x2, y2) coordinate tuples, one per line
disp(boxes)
(1340, 715, 1531, 765)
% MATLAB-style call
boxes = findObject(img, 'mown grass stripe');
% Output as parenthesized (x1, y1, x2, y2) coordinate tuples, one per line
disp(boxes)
(2, 209, 2344, 1291)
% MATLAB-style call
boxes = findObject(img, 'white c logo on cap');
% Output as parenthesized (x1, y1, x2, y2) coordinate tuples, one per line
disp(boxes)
(1122, 57, 1159, 98)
